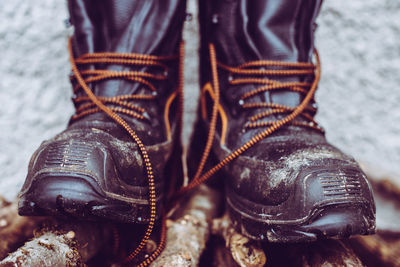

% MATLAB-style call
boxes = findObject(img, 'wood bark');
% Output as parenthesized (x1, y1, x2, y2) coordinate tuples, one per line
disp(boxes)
(212, 214, 266, 267)
(0, 219, 112, 267)
(149, 185, 220, 267)
(0, 197, 46, 261)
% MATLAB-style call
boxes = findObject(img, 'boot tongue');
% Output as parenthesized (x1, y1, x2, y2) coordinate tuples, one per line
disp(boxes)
(212, 0, 322, 107)
(69, 0, 184, 97)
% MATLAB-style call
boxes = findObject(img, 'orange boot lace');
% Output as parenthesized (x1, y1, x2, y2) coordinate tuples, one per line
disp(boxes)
(68, 38, 185, 266)
(177, 43, 323, 196)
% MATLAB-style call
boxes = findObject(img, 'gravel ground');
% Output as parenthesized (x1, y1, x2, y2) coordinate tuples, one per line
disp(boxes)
(1, 0, 399, 200)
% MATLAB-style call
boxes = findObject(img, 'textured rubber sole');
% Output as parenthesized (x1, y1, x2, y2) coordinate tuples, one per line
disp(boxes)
(226, 193, 376, 242)
(18, 175, 163, 224)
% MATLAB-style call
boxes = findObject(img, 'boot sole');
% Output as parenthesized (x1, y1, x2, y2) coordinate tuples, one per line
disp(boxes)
(18, 173, 164, 224)
(226, 188, 376, 242)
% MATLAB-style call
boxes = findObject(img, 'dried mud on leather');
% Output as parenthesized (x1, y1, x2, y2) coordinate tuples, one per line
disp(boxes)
(1, 174, 400, 267)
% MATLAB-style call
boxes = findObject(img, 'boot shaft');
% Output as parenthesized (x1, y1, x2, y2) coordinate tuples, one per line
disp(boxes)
(199, 0, 323, 110)
(66, 0, 187, 144)
(199, 0, 322, 65)
(69, 0, 186, 56)
(68, 0, 186, 97)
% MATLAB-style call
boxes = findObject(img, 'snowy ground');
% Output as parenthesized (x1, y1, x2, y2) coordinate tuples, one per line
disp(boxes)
(1, 0, 400, 201)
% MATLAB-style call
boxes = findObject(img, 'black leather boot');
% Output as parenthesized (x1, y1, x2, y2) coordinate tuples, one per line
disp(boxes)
(190, 0, 376, 241)
(18, 0, 186, 224)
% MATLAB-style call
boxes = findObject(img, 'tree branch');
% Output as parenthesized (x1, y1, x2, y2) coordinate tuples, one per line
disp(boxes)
(150, 185, 220, 267)
(0, 219, 111, 267)
(0, 197, 46, 260)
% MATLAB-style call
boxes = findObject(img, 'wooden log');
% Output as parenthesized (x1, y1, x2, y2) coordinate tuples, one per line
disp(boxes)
(150, 185, 220, 267)
(211, 239, 241, 267)
(260, 239, 363, 267)
(0, 219, 112, 267)
(0, 184, 221, 267)
(212, 214, 266, 267)
(349, 232, 400, 267)
(0, 197, 46, 261)
(294, 240, 364, 267)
